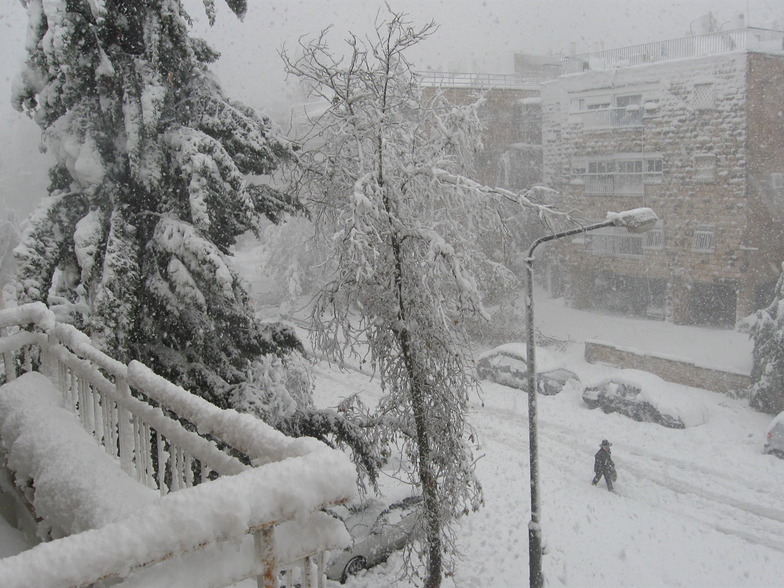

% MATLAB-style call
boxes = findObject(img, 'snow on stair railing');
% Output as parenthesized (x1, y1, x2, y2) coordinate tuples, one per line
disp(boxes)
(0, 303, 357, 587)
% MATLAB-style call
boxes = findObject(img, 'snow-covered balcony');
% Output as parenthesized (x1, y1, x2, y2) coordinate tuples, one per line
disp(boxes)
(0, 303, 356, 588)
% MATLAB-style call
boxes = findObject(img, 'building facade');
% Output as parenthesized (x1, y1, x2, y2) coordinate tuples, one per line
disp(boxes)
(541, 28, 784, 327)
(419, 72, 543, 192)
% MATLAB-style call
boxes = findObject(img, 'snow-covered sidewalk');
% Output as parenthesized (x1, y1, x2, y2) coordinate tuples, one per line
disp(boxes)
(531, 291, 753, 375)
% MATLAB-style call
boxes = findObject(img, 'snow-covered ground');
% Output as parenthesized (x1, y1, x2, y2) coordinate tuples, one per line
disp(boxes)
(2, 292, 780, 587)
(305, 294, 779, 587)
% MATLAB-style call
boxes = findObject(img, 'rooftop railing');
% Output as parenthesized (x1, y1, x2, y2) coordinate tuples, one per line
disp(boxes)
(417, 71, 541, 89)
(562, 27, 784, 74)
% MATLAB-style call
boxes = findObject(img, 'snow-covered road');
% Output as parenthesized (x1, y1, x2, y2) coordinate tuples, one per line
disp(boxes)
(332, 359, 784, 587)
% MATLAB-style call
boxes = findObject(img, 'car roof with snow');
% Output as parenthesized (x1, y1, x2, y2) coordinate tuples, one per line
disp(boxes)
(476, 343, 563, 373)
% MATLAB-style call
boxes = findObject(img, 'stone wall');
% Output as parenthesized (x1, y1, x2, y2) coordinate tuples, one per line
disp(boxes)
(584, 341, 751, 394)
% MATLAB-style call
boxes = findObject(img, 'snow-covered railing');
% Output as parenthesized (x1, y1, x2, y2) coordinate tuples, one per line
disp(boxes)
(562, 27, 784, 73)
(0, 303, 356, 587)
(0, 302, 325, 492)
(416, 71, 541, 89)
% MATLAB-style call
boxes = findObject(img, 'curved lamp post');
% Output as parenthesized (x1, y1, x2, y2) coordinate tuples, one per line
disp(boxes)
(525, 207, 658, 588)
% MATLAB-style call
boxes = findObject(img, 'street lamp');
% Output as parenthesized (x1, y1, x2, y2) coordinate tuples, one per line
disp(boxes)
(525, 207, 658, 588)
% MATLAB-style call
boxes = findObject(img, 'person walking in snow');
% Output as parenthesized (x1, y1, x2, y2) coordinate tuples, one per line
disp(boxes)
(592, 439, 616, 491)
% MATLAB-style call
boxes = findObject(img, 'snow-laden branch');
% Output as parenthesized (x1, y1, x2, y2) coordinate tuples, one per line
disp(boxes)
(413, 166, 564, 218)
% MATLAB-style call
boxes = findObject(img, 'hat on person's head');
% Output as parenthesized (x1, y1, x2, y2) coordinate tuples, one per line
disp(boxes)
(600, 439, 612, 447)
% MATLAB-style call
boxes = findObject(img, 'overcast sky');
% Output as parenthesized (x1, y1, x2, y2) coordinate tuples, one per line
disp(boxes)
(1, 0, 783, 215)
(183, 0, 783, 114)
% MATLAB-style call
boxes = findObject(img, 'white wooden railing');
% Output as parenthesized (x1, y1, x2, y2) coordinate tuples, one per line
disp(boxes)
(0, 302, 356, 588)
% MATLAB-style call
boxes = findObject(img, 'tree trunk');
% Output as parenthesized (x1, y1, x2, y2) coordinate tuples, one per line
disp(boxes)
(379, 52, 442, 581)
(390, 230, 442, 588)
(409, 370, 443, 588)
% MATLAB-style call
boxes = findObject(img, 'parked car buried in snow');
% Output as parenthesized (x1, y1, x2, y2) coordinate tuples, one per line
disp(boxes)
(325, 495, 422, 583)
(476, 343, 580, 395)
(582, 369, 708, 429)
(764, 412, 784, 458)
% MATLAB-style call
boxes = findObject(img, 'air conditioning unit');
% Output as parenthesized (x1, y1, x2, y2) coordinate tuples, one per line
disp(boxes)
(771, 173, 784, 190)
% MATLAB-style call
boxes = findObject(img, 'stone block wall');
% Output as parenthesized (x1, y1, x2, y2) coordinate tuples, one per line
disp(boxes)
(584, 341, 751, 394)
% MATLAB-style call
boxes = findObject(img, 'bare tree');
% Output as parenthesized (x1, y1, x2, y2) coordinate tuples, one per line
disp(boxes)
(282, 10, 564, 586)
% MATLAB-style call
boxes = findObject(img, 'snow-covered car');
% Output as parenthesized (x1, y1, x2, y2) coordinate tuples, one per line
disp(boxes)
(764, 412, 784, 457)
(325, 495, 421, 583)
(582, 369, 708, 429)
(476, 343, 580, 395)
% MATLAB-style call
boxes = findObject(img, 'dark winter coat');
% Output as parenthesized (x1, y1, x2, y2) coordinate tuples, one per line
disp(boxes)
(594, 447, 615, 478)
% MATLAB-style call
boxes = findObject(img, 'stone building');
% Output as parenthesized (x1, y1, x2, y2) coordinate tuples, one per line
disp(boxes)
(418, 72, 543, 191)
(540, 27, 784, 327)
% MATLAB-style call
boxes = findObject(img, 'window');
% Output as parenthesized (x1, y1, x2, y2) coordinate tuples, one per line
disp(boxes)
(615, 160, 644, 195)
(692, 83, 716, 110)
(611, 108, 642, 128)
(573, 93, 645, 128)
(588, 226, 644, 257)
(695, 154, 716, 182)
(570, 160, 586, 184)
(585, 161, 615, 195)
(612, 95, 643, 128)
(693, 225, 715, 252)
(615, 94, 642, 108)
(580, 155, 661, 195)
(645, 158, 663, 183)
(586, 99, 611, 110)
(643, 221, 664, 249)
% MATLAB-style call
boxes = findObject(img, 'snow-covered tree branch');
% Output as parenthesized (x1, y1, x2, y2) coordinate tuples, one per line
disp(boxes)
(282, 9, 569, 587)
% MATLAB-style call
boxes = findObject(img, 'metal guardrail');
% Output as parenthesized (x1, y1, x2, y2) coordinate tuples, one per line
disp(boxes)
(562, 27, 784, 73)
(416, 71, 541, 89)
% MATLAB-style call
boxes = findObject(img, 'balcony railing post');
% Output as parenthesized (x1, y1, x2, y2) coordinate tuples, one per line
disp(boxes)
(255, 526, 276, 588)
(0, 290, 11, 382)
(2, 330, 15, 382)
(116, 376, 136, 478)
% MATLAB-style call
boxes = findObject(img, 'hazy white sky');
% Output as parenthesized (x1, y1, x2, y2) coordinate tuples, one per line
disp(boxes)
(181, 0, 783, 113)
(1, 0, 783, 214)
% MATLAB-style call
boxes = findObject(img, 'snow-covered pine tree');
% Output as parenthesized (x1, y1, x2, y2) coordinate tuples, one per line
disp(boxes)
(283, 11, 567, 587)
(749, 263, 784, 414)
(11, 0, 304, 408)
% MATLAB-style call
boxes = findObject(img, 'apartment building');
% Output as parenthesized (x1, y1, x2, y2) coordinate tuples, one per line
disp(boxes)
(419, 71, 543, 191)
(540, 28, 784, 327)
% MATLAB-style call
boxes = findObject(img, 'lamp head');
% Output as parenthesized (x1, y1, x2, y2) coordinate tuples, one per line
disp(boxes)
(607, 207, 658, 233)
